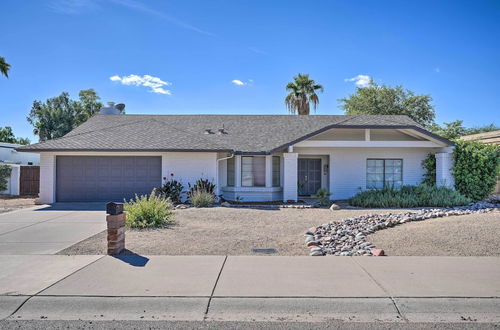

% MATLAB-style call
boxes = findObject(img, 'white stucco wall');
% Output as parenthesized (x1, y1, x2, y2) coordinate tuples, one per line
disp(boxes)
(294, 147, 439, 200)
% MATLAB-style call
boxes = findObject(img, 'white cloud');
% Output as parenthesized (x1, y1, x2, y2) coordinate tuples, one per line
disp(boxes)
(345, 74, 371, 87)
(231, 79, 245, 86)
(110, 74, 172, 95)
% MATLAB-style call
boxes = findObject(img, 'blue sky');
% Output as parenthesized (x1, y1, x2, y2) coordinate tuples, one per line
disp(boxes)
(1, 0, 499, 142)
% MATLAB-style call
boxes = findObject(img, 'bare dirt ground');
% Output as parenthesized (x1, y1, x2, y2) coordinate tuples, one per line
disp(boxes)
(58, 206, 499, 256)
(368, 211, 500, 256)
(58, 206, 416, 256)
(0, 195, 37, 214)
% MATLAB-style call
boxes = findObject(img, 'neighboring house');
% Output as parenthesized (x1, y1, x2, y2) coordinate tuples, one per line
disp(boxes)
(18, 114, 455, 203)
(461, 130, 500, 193)
(0, 142, 40, 165)
(1, 142, 40, 195)
(461, 130, 500, 145)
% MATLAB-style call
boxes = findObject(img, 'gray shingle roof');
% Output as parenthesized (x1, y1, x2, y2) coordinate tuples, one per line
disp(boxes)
(18, 114, 451, 154)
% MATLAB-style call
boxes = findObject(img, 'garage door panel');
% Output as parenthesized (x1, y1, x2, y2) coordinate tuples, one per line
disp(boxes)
(56, 156, 162, 202)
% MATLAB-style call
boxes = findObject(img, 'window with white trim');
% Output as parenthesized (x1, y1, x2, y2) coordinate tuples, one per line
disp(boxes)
(227, 157, 235, 187)
(366, 159, 403, 189)
(241, 156, 265, 187)
(272, 156, 280, 187)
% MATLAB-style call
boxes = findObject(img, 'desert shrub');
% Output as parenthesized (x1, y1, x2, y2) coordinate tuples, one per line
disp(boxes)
(124, 190, 174, 228)
(313, 188, 332, 206)
(188, 179, 216, 197)
(190, 189, 215, 208)
(453, 140, 500, 201)
(157, 180, 184, 203)
(0, 165, 12, 192)
(349, 185, 471, 208)
(421, 154, 436, 186)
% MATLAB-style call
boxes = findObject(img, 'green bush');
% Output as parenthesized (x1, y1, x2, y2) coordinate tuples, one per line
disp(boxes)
(124, 190, 174, 228)
(0, 165, 12, 192)
(349, 185, 471, 208)
(190, 189, 215, 208)
(188, 179, 216, 198)
(421, 154, 436, 186)
(157, 180, 184, 203)
(313, 188, 332, 206)
(453, 140, 500, 201)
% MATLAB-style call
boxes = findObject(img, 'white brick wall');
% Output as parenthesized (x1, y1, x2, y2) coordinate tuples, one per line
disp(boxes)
(39, 153, 56, 204)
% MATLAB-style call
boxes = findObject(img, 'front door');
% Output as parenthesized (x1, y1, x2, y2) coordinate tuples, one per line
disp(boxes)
(298, 158, 321, 196)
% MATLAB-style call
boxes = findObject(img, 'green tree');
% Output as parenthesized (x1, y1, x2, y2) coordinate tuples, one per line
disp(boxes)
(428, 120, 468, 140)
(339, 80, 435, 127)
(27, 89, 102, 141)
(285, 74, 324, 115)
(0, 126, 30, 145)
(0, 56, 11, 78)
(429, 121, 499, 140)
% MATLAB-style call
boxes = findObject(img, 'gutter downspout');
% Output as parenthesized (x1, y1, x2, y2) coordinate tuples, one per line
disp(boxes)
(215, 152, 234, 200)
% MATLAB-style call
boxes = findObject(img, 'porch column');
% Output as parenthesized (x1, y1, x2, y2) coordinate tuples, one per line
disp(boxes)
(283, 153, 298, 202)
(265, 155, 273, 188)
(235, 155, 242, 188)
(435, 152, 454, 188)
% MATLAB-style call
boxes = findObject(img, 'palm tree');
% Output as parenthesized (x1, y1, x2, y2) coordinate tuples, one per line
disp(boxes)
(285, 74, 324, 115)
(0, 57, 10, 78)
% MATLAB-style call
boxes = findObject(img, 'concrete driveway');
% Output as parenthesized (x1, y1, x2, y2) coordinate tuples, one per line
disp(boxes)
(0, 203, 107, 255)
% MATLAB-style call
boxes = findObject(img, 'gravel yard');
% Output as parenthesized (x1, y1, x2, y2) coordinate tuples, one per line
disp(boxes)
(58, 206, 414, 256)
(58, 205, 499, 256)
(368, 211, 500, 256)
(0, 195, 37, 214)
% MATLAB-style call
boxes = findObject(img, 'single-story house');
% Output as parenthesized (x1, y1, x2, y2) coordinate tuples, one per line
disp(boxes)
(18, 113, 455, 203)
(1, 142, 40, 195)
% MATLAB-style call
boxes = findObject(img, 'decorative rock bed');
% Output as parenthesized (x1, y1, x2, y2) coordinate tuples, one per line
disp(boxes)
(305, 200, 500, 256)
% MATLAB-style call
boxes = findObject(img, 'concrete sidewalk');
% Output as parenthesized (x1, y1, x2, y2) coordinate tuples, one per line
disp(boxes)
(1, 255, 500, 323)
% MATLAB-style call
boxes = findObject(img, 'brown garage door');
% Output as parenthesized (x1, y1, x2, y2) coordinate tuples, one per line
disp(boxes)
(56, 156, 162, 202)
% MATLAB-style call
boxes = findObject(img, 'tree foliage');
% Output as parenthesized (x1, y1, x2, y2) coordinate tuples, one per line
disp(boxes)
(421, 154, 436, 186)
(0, 165, 12, 192)
(429, 120, 499, 140)
(0, 126, 30, 145)
(285, 74, 324, 115)
(0, 56, 10, 78)
(452, 140, 500, 201)
(27, 89, 102, 141)
(339, 80, 435, 127)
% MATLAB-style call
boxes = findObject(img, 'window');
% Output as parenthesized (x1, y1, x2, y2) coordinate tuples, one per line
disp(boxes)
(272, 156, 280, 187)
(366, 159, 402, 189)
(227, 157, 235, 186)
(241, 156, 265, 187)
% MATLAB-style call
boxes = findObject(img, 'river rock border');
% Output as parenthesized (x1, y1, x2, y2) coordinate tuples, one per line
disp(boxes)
(305, 201, 499, 256)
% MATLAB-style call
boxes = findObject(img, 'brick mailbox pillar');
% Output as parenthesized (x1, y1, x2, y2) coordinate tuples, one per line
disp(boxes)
(106, 202, 125, 255)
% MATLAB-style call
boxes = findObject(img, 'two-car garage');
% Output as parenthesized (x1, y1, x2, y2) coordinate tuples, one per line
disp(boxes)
(56, 156, 162, 202)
